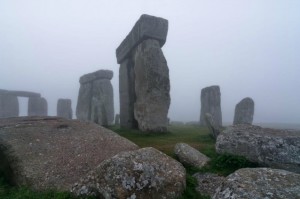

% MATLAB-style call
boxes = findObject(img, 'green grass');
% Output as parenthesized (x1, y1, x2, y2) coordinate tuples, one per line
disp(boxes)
(0, 124, 258, 199)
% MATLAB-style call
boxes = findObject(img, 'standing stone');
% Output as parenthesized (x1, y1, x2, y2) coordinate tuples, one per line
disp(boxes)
(28, 97, 47, 116)
(134, 39, 170, 132)
(119, 59, 137, 128)
(233, 97, 254, 125)
(205, 113, 221, 139)
(57, 99, 72, 119)
(115, 114, 120, 125)
(76, 70, 114, 126)
(0, 92, 19, 118)
(116, 14, 170, 132)
(200, 86, 222, 126)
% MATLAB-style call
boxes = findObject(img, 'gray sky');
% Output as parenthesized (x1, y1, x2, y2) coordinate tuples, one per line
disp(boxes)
(1, 0, 299, 124)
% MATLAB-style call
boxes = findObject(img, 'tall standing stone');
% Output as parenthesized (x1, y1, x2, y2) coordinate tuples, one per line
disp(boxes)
(199, 85, 222, 126)
(57, 99, 72, 119)
(0, 91, 19, 118)
(28, 97, 48, 116)
(233, 97, 254, 125)
(76, 70, 114, 126)
(116, 14, 170, 132)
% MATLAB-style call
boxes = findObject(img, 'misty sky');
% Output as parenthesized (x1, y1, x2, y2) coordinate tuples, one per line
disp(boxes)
(1, 0, 299, 124)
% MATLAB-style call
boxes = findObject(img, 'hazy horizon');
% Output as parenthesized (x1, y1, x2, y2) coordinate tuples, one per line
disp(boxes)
(1, 0, 299, 124)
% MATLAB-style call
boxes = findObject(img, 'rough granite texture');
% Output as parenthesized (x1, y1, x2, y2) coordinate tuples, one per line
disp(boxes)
(200, 85, 222, 127)
(193, 173, 225, 197)
(213, 168, 300, 199)
(28, 97, 48, 116)
(133, 39, 170, 132)
(216, 124, 300, 173)
(174, 143, 210, 168)
(0, 116, 138, 191)
(116, 14, 168, 64)
(0, 93, 19, 118)
(204, 113, 221, 139)
(57, 99, 72, 119)
(71, 147, 186, 199)
(233, 97, 254, 125)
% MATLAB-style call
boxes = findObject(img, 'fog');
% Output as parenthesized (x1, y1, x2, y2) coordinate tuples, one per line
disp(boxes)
(1, 0, 299, 124)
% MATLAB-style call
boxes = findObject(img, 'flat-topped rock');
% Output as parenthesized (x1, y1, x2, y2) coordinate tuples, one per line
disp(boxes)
(0, 93, 19, 118)
(0, 116, 138, 191)
(79, 70, 113, 84)
(116, 14, 168, 64)
(57, 99, 72, 119)
(0, 89, 41, 98)
(216, 124, 300, 173)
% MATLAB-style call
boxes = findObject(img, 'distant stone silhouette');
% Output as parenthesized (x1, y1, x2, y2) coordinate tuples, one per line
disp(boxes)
(28, 97, 48, 116)
(0, 89, 47, 117)
(233, 97, 254, 125)
(116, 14, 170, 132)
(199, 85, 222, 126)
(57, 99, 72, 119)
(76, 70, 114, 126)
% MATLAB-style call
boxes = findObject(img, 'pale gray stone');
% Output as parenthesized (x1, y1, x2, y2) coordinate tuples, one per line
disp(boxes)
(28, 97, 47, 116)
(0, 116, 138, 191)
(200, 85, 222, 126)
(233, 97, 254, 125)
(133, 39, 170, 132)
(119, 59, 137, 128)
(216, 124, 300, 173)
(76, 70, 114, 125)
(71, 147, 186, 199)
(76, 83, 92, 121)
(213, 168, 300, 199)
(57, 99, 72, 119)
(0, 93, 19, 118)
(90, 79, 114, 126)
(193, 173, 225, 197)
(174, 143, 210, 168)
(0, 89, 41, 98)
(79, 70, 113, 84)
(205, 113, 221, 139)
(116, 14, 168, 64)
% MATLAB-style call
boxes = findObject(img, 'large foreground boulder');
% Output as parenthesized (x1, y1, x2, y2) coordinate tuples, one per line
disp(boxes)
(0, 116, 138, 191)
(213, 168, 300, 199)
(193, 173, 225, 197)
(216, 124, 300, 173)
(72, 147, 186, 199)
(174, 143, 210, 168)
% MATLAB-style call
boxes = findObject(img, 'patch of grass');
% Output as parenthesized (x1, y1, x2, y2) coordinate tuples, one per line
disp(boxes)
(178, 174, 210, 199)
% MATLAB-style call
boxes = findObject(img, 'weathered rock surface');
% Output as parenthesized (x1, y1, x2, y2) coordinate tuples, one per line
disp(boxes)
(119, 59, 137, 129)
(0, 116, 138, 191)
(200, 85, 222, 127)
(28, 97, 48, 116)
(213, 168, 300, 199)
(204, 113, 221, 139)
(233, 97, 254, 125)
(174, 143, 210, 168)
(79, 70, 113, 84)
(193, 173, 225, 197)
(116, 14, 168, 64)
(76, 70, 114, 125)
(134, 39, 170, 132)
(71, 147, 186, 199)
(216, 124, 300, 173)
(57, 99, 72, 119)
(90, 79, 114, 126)
(0, 93, 19, 118)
